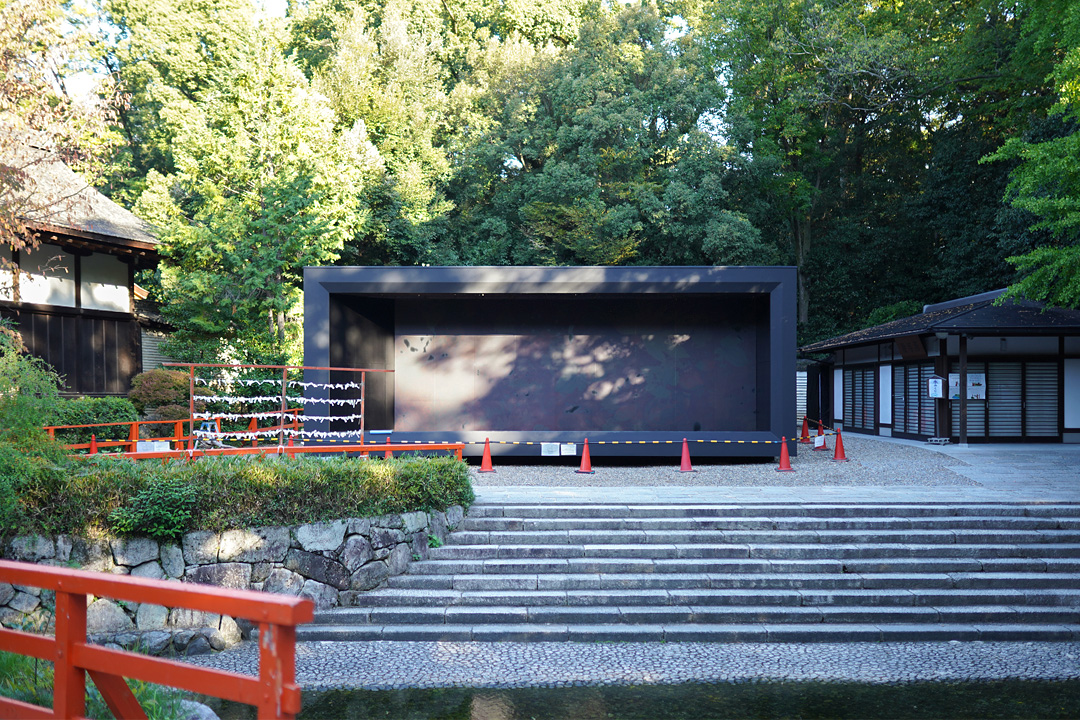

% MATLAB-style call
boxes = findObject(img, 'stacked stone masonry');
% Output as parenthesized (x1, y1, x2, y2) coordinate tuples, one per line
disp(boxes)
(0, 506, 465, 655)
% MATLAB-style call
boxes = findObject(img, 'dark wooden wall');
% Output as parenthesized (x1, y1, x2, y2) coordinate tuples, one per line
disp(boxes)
(1, 304, 141, 396)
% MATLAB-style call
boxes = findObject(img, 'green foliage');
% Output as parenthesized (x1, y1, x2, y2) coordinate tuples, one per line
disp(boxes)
(109, 476, 199, 543)
(49, 397, 139, 444)
(0, 650, 184, 719)
(0, 326, 64, 447)
(128, 370, 190, 415)
(77, 0, 1080, 344)
(11, 454, 472, 538)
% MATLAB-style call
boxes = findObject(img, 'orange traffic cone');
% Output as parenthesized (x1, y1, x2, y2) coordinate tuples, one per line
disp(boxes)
(777, 437, 794, 472)
(287, 435, 295, 459)
(833, 430, 849, 462)
(576, 438, 594, 474)
(679, 438, 695, 472)
(479, 438, 496, 473)
(89, 434, 98, 455)
(799, 416, 811, 444)
(813, 420, 830, 451)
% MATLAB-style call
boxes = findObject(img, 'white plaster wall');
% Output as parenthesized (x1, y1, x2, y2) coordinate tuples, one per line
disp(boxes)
(19, 244, 74, 306)
(0, 246, 11, 301)
(879, 364, 892, 426)
(833, 367, 844, 421)
(1065, 359, 1080, 430)
(80, 252, 129, 312)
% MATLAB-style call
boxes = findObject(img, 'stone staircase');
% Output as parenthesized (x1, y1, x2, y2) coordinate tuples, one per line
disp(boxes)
(299, 502, 1080, 642)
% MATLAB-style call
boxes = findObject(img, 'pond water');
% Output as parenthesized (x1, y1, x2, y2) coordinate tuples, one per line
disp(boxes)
(203, 680, 1080, 719)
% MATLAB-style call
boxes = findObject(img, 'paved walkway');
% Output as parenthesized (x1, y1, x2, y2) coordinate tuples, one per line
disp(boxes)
(474, 437, 1080, 505)
(190, 439, 1080, 690)
(192, 640, 1080, 691)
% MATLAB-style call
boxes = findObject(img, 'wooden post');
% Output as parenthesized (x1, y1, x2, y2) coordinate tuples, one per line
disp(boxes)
(258, 623, 299, 719)
(279, 367, 289, 447)
(128, 422, 139, 454)
(53, 591, 87, 719)
(959, 334, 968, 445)
(188, 366, 195, 454)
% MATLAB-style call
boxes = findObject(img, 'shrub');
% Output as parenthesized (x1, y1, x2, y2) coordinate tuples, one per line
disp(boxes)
(0, 323, 64, 446)
(128, 370, 189, 415)
(9, 454, 473, 538)
(110, 475, 199, 543)
(49, 396, 139, 444)
(145, 403, 190, 423)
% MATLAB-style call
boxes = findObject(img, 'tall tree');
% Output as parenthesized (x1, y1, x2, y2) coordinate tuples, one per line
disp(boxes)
(96, 0, 254, 202)
(1, 0, 118, 256)
(442, 1, 766, 266)
(985, 0, 1080, 308)
(134, 25, 377, 363)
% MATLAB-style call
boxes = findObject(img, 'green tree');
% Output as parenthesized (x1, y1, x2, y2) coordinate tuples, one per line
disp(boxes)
(1, 0, 119, 256)
(985, 0, 1080, 308)
(135, 25, 377, 364)
(96, 0, 254, 202)
(443, 1, 758, 267)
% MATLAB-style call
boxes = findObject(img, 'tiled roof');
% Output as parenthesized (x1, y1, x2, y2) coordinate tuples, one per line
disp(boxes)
(801, 294, 1080, 353)
(2, 135, 157, 247)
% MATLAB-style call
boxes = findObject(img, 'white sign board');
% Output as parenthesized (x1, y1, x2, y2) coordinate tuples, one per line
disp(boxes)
(928, 376, 944, 399)
(541, 443, 559, 456)
(814, 435, 826, 449)
(560, 443, 577, 456)
(948, 373, 987, 400)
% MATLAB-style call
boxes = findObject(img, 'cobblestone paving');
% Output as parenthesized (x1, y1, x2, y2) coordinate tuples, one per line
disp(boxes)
(188, 641, 1080, 690)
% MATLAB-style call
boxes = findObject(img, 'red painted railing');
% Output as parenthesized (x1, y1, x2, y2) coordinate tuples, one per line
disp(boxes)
(0, 560, 314, 719)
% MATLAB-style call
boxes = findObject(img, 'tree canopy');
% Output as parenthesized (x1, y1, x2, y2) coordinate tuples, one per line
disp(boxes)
(3, 0, 1076, 361)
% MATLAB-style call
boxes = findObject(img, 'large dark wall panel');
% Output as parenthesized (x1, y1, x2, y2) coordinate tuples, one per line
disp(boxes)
(392, 295, 766, 433)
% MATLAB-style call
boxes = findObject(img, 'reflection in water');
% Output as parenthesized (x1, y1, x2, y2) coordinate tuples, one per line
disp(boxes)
(205, 680, 1080, 719)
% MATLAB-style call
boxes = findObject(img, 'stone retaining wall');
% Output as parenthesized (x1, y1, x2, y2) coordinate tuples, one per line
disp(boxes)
(0, 506, 464, 655)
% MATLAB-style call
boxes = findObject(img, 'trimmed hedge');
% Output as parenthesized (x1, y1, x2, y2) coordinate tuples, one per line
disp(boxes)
(6, 454, 474, 540)
(49, 397, 139, 444)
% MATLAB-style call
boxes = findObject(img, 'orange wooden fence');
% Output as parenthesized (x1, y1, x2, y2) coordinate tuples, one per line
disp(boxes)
(0, 560, 314, 719)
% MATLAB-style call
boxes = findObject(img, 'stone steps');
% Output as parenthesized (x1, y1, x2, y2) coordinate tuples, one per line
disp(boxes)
(298, 502, 1080, 643)
(385, 572, 1080, 591)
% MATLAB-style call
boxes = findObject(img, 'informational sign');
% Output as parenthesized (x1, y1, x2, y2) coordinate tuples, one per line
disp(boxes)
(541, 443, 559, 456)
(948, 373, 987, 400)
(927, 376, 944, 399)
(560, 443, 577, 456)
(814, 435, 826, 449)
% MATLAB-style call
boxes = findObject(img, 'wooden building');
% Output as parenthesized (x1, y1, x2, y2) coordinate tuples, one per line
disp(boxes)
(801, 291, 1080, 444)
(2, 140, 159, 396)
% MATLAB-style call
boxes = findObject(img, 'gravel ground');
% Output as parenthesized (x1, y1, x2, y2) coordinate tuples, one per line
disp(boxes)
(470, 435, 977, 487)
(188, 640, 1080, 690)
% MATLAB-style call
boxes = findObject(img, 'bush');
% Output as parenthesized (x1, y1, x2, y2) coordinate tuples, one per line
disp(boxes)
(0, 323, 64, 446)
(9, 454, 473, 538)
(50, 396, 139, 444)
(110, 475, 199, 542)
(145, 403, 190, 423)
(0, 437, 68, 534)
(1, 649, 185, 719)
(128, 370, 190, 415)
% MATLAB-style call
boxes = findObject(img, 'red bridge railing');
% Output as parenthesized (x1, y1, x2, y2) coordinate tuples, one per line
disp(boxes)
(0, 560, 314, 719)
